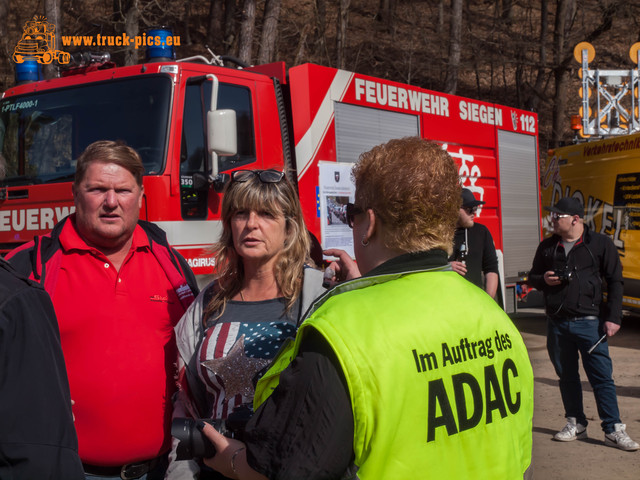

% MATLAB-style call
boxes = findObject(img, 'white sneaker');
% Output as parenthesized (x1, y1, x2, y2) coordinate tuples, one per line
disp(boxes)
(604, 423, 640, 451)
(554, 417, 587, 442)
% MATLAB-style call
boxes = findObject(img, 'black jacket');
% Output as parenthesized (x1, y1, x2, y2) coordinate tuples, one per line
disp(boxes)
(528, 226, 623, 324)
(0, 259, 84, 479)
(449, 223, 499, 290)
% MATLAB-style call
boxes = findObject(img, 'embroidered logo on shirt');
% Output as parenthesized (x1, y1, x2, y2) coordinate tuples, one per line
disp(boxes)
(150, 294, 171, 303)
(176, 283, 193, 301)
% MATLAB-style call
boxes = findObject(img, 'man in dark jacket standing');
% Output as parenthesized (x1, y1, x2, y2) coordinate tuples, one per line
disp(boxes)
(529, 197, 638, 451)
(0, 153, 83, 478)
(0, 259, 85, 478)
(449, 188, 499, 299)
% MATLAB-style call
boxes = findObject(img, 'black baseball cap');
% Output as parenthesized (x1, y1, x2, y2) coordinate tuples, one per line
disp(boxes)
(544, 197, 584, 218)
(461, 188, 485, 208)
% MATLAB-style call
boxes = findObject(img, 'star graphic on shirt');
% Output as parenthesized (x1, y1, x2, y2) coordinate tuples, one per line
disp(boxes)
(201, 335, 271, 399)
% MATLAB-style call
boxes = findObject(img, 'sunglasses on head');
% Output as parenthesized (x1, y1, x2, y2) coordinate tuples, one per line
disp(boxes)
(464, 206, 478, 215)
(346, 203, 364, 228)
(231, 169, 285, 184)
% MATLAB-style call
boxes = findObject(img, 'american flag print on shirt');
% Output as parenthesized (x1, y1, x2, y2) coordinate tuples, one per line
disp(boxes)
(196, 318, 296, 419)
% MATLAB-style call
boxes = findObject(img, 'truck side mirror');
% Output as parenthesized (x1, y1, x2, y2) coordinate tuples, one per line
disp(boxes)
(206, 109, 237, 188)
(207, 109, 237, 157)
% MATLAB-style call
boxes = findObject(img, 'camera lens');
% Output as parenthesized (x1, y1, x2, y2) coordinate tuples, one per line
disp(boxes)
(171, 418, 216, 460)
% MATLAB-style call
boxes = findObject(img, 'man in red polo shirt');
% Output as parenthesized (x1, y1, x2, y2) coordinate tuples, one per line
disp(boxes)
(7, 140, 198, 479)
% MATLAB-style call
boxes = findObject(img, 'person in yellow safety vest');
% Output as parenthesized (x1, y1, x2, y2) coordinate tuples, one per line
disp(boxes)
(197, 137, 534, 480)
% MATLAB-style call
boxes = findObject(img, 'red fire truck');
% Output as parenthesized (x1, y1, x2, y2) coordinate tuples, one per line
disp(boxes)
(0, 47, 541, 311)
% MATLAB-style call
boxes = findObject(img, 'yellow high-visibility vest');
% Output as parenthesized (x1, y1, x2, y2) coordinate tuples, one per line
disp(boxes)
(256, 268, 534, 479)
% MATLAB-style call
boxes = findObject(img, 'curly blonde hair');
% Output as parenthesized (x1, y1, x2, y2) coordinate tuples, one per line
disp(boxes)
(352, 137, 460, 255)
(204, 173, 313, 322)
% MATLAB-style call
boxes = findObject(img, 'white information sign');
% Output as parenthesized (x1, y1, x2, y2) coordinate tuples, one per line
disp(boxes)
(318, 162, 356, 258)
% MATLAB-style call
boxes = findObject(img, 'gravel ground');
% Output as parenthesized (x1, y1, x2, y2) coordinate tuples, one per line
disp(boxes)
(511, 308, 640, 479)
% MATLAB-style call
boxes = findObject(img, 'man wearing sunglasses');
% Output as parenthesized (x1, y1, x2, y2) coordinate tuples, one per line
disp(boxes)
(449, 188, 499, 299)
(528, 197, 638, 451)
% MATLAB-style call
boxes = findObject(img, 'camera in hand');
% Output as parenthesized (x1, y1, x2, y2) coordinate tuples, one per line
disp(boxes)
(553, 268, 573, 283)
(171, 405, 253, 460)
(171, 418, 218, 460)
(458, 243, 468, 263)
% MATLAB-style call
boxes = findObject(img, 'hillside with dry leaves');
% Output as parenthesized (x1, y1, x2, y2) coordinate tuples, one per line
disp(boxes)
(2, 0, 640, 151)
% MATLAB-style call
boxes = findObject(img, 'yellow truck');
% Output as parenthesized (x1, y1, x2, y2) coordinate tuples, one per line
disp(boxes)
(541, 42, 640, 310)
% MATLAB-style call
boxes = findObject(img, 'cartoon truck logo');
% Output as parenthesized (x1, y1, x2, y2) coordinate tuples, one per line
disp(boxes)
(13, 16, 70, 65)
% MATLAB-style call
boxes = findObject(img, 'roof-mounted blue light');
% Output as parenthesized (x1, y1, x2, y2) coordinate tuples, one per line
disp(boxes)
(15, 59, 43, 85)
(146, 27, 176, 62)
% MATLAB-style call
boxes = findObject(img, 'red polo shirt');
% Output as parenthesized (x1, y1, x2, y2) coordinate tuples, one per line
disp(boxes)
(51, 219, 185, 466)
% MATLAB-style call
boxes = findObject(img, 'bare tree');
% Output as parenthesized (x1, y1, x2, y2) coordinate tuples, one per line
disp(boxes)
(336, 0, 350, 69)
(224, 0, 237, 55)
(183, 0, 192, 45)
(551, 0, 574, 147)
(526, 0, 549, 112)
(258, 0, 282, 64)
(376, 0, 396, 34)
(44, 0, 62, 78)
(208, 0, 224, 51)
(294, 23, 310, 66)
(123, 0, 140, 66)
(501, 0, 513, 24)
(112, 0, 140, 66)
(314, 0, 328, 61)
(444, 0, 463, 94)
(0, 0, 9, 65)
(238, 0, 256, 64)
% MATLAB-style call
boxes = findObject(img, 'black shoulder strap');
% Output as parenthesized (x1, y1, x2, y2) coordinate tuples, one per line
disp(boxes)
(138, 220, 199, 296)
(33, 218, 68, 283)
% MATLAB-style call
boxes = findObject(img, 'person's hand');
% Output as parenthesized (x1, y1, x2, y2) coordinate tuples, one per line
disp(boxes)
(543, 270, 562, 286)
(450, 261, 467, 276)
(200, 423, 267, 480)
(323, 249, 361, 286)
(71, 399, 75, 421)
(200, 422, 243, 477)
(604, 321, 620, 337)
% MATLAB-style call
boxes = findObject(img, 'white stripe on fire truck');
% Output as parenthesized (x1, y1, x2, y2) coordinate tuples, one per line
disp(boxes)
(152, 220, 223, 248)
(296, 70, 354, 179)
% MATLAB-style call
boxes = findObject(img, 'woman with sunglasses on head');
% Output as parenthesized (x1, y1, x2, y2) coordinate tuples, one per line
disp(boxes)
(196, 138, 534, 480)
(449, 188, 500, 300)
(166, 169, 326, 479)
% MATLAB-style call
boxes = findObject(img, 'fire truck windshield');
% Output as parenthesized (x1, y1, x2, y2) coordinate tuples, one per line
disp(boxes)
(0, 75, 171, 185)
